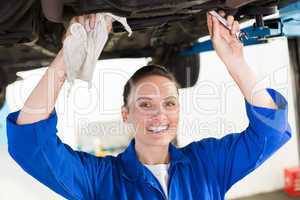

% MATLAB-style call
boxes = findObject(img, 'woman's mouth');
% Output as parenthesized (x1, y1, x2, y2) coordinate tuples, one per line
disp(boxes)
(147, 125, 169, 134)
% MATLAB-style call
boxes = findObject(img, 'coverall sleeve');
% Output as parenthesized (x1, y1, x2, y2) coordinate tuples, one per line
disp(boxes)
(194, 88, 291, 194)
(6, 108, 108, 200)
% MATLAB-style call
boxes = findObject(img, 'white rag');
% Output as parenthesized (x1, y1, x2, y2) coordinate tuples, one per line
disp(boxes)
(63, 13, 132, 96)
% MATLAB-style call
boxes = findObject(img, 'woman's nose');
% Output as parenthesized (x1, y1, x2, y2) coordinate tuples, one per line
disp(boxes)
(153, 104, 163, 114)
(153, 108, 161, 116)
(151, 106, 168, 118)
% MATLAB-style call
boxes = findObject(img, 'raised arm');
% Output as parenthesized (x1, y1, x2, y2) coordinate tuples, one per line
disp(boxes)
(190, 11, 291, 195)
(207, 11, 277, 109)
(6, 14, 112, 200)
(16, 14, 99, 124)
(16, 48, 66, 124)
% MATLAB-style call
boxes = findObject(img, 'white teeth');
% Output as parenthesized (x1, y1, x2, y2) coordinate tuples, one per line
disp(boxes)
(147, 125, 169, 133)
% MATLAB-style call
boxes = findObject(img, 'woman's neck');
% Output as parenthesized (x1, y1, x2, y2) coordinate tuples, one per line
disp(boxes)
(135, 141, 170, 165)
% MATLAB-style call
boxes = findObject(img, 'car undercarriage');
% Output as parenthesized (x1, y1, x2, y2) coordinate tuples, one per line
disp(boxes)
(0, 0, 297, 109)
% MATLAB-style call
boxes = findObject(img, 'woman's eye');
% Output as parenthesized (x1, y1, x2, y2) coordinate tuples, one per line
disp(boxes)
(139, 102, 151, 108)
(165, 101, 176, 107)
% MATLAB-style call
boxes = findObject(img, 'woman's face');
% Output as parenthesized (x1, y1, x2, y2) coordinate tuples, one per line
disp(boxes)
(122, 75, 180, 147)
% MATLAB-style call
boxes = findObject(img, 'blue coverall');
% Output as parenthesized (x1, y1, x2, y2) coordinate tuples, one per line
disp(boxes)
(6, 88, 291, 200)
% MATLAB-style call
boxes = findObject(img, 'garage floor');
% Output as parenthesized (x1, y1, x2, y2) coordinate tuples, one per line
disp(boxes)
(233, 190, 299, 200)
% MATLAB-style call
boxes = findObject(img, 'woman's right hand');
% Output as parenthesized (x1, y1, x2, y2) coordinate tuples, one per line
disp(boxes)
(17, 13, 113, 124)
(63, 13, 113, 42)
(63, 14, 96, 42)
(58, 14, 98, 72)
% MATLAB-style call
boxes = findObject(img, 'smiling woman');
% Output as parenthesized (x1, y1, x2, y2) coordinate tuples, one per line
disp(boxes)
(121, 65, 181, 165)
(5, 11, 292, 200)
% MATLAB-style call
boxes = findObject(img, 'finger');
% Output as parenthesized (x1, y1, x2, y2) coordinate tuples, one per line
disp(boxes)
(206, 12, 213, 36)
(104, 16, 113, 32)
(232, 20, 240, 35)
(89, 14, 96, 29)
(212, 16, 220, 38)
(218, 10, 226, 17)
(84, 15, 91, 32)
(227, 15, 234, 29)
(70, 16, 77, 24)
(64, 16, 78, 39)
(107, 20, 113, 32)
(78, 15, 85, 26)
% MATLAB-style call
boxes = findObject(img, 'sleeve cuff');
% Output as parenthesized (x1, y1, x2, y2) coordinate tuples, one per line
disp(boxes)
(6, 108, 59, 153)
(6, 108, 57, 126)
(245, 88, 289, 134)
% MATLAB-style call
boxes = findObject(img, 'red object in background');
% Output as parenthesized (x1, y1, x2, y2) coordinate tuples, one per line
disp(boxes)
(284, 167, 300, 196)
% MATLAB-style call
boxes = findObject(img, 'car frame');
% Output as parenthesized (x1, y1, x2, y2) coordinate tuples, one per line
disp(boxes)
(0, 0, 298, 109)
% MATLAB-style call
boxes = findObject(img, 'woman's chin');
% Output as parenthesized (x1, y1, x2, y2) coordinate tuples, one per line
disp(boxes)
(142, 131, 176, 145)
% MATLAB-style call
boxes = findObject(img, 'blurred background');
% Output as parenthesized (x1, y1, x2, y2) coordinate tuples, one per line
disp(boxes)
(0, 37, 299, 200)
(1, 0, 300, 199)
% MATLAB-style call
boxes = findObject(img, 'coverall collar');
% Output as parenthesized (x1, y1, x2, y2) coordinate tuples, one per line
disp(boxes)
(118, 139, 190, 182)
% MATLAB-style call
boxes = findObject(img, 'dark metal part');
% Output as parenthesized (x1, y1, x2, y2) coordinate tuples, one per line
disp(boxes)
(41, 0, 63, 23)
(113, 14, 193, 32)
(242, 5, 278, 16)
(287, 38, 300, 165)
(255, 14, 265, 28)
(225, 0, 257, 9)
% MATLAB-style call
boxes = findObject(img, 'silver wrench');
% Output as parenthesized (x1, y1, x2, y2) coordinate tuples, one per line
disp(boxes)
(208, 10, 248, 42)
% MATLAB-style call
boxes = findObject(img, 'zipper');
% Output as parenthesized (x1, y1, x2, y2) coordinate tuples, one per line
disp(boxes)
(147, 181, 168, 200)
(167, 163, 176, 200)
(144, 165, 168, 200)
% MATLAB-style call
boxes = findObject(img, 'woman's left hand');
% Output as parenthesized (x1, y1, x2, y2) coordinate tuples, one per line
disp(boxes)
(207, 10, 244, 66)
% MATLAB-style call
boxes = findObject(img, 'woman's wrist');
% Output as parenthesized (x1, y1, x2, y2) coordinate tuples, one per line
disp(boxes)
(48, 49, 67, 83)
(223, 56, 247, 70)
(49, 49, 66, 73)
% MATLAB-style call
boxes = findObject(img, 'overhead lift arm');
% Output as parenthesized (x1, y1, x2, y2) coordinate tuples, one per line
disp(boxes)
(179, 1, 300, 55)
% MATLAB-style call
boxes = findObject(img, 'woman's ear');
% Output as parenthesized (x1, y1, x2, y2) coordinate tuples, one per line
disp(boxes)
(121, 106, 129, 122)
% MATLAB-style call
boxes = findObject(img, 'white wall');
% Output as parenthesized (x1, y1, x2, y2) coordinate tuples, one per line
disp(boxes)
(177, 37, 299, 199)
(1, 58, 147, 200)
(0, 145, 65, 200)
